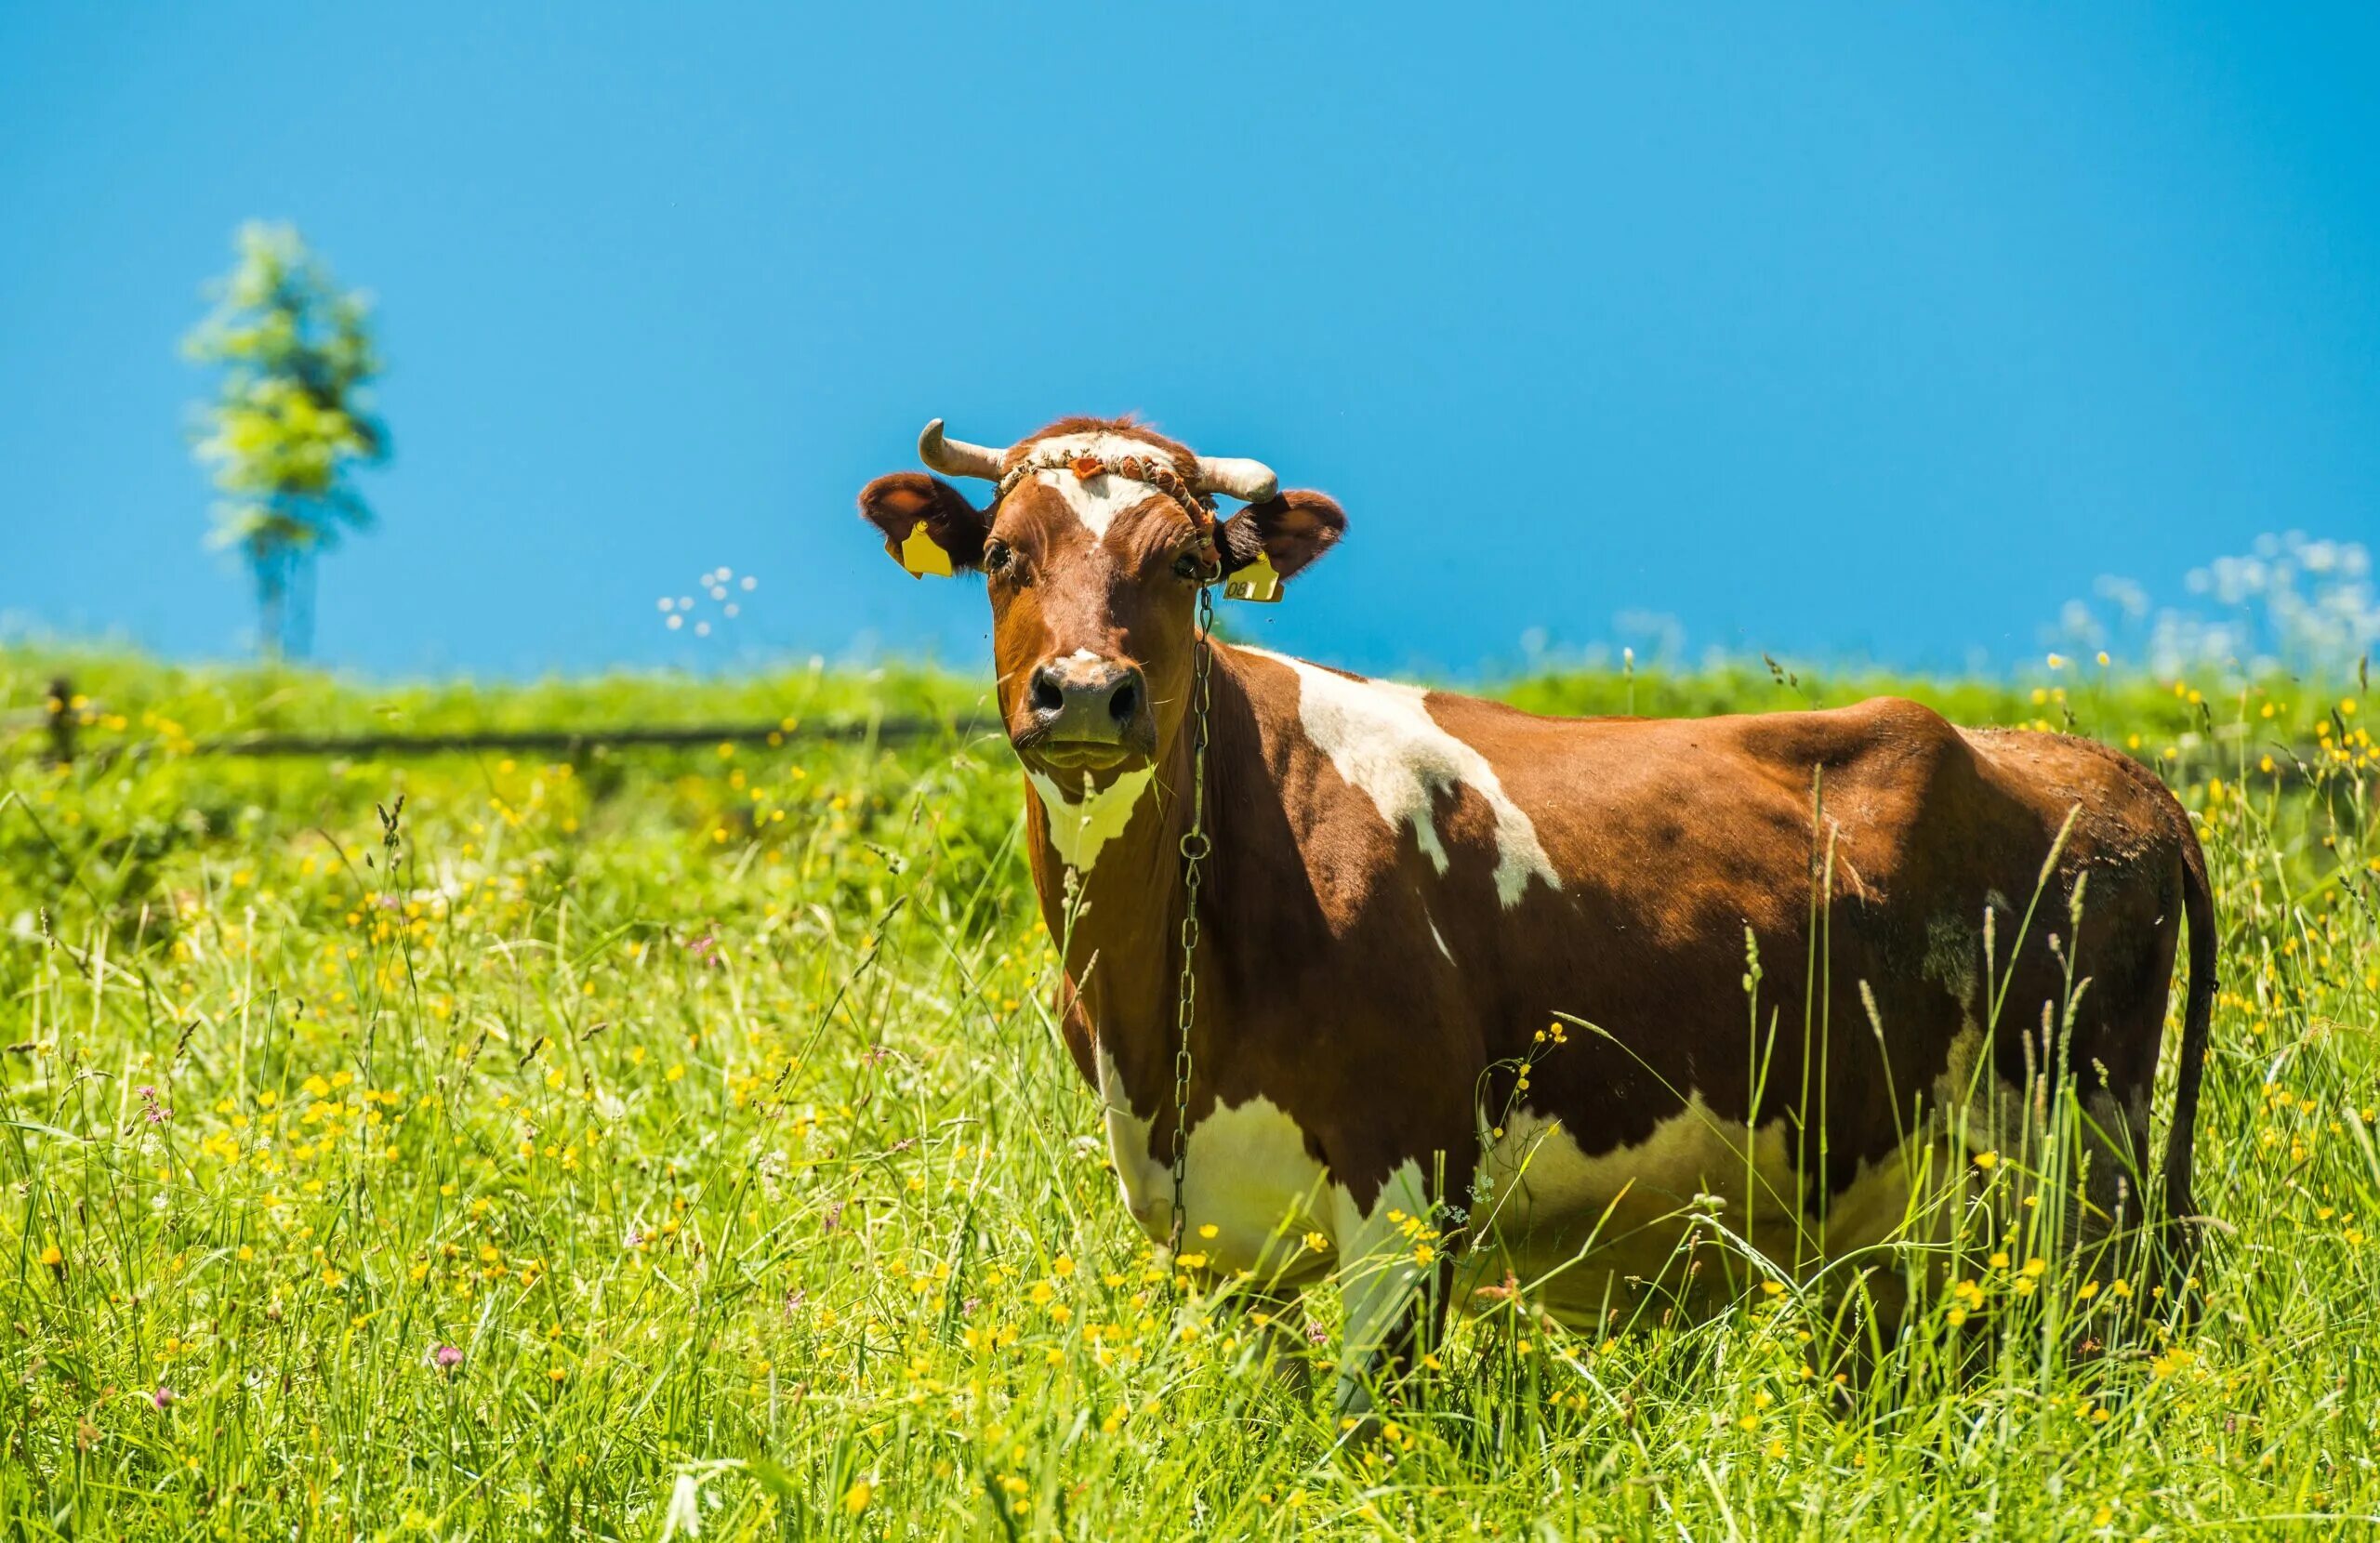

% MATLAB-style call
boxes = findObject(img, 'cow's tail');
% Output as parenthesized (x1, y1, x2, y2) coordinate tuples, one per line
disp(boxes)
(2160, 811, 2217, 1281)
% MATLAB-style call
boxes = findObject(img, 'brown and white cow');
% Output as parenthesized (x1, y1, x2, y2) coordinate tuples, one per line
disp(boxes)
(857, 415, 2215, 1418)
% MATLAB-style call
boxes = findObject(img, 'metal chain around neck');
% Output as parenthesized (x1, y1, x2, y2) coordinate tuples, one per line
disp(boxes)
(1167, 583, 1217, 1260)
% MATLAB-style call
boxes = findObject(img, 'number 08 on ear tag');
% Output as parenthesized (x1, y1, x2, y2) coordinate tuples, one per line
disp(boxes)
(1223, 548, 1282, 603)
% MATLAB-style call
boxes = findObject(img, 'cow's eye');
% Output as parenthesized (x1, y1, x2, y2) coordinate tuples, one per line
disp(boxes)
(1171, 549, 1210, 583)
(983, 540, 1014, 576)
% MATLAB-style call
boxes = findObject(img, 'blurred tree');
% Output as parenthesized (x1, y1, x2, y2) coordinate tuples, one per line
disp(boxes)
(185, 222, 388, 659)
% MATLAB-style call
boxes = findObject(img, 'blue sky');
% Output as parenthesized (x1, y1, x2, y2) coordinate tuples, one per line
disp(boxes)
(3, 2, 2375, 680)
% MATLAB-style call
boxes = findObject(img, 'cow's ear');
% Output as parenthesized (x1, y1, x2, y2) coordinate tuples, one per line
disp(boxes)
(858, 473, 990, 578)
(1218, 490, 1345, 590)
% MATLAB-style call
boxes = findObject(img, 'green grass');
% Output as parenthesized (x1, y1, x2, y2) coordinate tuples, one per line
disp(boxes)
(2, 647, 2375, 1538)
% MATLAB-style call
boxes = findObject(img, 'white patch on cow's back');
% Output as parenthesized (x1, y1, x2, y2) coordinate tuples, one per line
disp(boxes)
(1245, 649, 1560, 907)
(1019, 431, 1187, 539)
(1097, 1048, 1337, 1281)
(1025, 765, 1153, 871)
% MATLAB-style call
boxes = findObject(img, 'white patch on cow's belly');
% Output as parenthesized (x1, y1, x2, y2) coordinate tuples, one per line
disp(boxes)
(1094, 1049, 1455, 1365)
(1026, 766, 1153, 871)
(1455, 1027, 2072, 1324)
(1462, 1099, 1805, 1318)
(1244, 649, 1560, 908)
(1097, 1048, 1337, 1282)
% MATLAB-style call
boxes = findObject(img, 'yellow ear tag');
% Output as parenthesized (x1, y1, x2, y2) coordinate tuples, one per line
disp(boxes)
(896, 521, 953, 579)
(1223, 547, 1283, 603)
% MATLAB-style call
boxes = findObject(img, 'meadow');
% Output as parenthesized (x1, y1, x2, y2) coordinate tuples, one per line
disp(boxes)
(2, 645, 2374, 1539)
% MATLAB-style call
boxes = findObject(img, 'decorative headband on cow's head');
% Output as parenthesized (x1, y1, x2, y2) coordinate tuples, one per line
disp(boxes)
(918, 419, 1278, 508)
(906, 420, 1289, 599)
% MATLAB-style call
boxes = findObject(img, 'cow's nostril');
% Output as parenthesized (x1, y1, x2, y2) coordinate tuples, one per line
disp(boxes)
(1030, 668, 1064, 716)
(1108, 681, 1137, 724)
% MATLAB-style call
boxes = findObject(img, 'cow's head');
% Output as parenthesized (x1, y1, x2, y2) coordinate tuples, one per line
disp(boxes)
(859, 416, 1344, 779)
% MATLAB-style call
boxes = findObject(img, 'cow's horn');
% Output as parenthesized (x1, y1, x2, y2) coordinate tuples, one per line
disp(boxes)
(918, 419, 1009, 482)
(1195, 455, 1279, 504)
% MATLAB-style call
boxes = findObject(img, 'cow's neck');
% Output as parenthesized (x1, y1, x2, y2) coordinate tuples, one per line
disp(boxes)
(1022, 646, 1260, 1088)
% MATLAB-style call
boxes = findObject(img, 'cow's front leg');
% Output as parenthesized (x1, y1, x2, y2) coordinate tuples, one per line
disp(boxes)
(1329, 1156, 1459, 1438)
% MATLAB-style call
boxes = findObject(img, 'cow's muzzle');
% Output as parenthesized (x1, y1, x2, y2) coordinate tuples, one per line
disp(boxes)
(1015, 654, 1154, 770)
